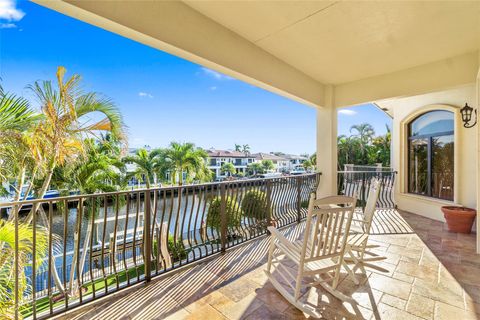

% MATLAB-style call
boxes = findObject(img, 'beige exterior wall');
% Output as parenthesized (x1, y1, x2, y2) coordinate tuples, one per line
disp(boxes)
(378, 85, 477, 222)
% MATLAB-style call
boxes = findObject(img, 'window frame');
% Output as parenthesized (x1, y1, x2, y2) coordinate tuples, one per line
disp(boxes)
(407, 110, 454, 200)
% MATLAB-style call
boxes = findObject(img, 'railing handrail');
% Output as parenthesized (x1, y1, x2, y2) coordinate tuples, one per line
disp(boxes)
(337, 170, 397, 174)
(0, 172, 322, 207)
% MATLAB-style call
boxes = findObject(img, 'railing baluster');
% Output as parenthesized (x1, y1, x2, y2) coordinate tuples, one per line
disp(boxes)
(48, 202, 53, 315)
(14, 204, 19, 320)
(89, 197, 96, 300)
(123, 194, 131, 284)
(296, 176, 302, 223)
(112, 194, 120, 288)
(220, 183, 227, 253)
(266, 179, 272, 228)
(32, 201, 37, 320)
(63, 199, 68, 309)
(101, 195, 108, 294)
(144, 189, 152, 282)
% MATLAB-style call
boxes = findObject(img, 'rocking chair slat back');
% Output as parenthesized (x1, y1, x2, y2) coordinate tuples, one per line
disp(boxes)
(363, 179, 381, 232)
(303, 194, 356, 263)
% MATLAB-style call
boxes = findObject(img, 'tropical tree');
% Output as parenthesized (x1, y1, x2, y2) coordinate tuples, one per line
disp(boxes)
(162, 142, 211, 185)
(302, 159, 314, 171)
(247, 162, 264, 176)
(221, 162, 236, 177)
(337, 123, 391, 169)
(261, 159, 275, 172)
(21, 66, 126, 297)
(26, 66, 126, 221)
(122, 148, 163, 189)
(242, 144, 250, 155)
(309, 153, 317, 167)
(234, 144, 241, 152)
(350, 123, 375, 143)
(0, 221, 47, 319)
(369, 125, 391, 166)
(0, 84, 40, 200)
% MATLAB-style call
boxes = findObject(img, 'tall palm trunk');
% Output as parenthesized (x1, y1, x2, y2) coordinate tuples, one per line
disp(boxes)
(24, 159, 67, 295)
(7, 166, 26, 222)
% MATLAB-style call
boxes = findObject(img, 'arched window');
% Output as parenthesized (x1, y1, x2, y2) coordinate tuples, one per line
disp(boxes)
(408, 110, 454, 201)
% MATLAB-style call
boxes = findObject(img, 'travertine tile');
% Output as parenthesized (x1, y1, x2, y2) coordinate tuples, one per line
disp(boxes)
(395, 260, 438, 283)
(381, 293, 407, 310)
(215, 293, 264, 320)
(434, 301, 478, 320)
(377, 303, 424, 320)
(368, 273, 412, 300)
(392, 271, 415, 284)
(406, 293, 435, 319)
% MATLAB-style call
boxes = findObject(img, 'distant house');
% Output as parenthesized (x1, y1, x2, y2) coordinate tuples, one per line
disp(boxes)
(283, 154, 308, 171)
(206, 149, 256, 178)
(253, 153, 289, 172)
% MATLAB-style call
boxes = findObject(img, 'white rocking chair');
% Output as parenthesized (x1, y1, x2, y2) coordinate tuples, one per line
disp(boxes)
(345, 178, 387, 283)
(265, 194, 357, 318)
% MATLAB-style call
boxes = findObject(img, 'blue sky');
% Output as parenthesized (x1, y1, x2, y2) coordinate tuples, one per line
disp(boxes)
(0, 0, 390, 154)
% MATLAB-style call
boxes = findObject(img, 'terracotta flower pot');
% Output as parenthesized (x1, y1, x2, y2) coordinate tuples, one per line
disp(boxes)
(441, 206, 476, 234)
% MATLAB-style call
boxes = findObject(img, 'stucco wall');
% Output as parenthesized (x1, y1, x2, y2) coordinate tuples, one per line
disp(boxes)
(378, 84, 477, 222)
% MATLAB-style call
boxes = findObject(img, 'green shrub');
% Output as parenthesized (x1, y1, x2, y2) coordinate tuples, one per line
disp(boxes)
(300, 199, 309, 209)
(206, 195, 243, 230)
(241, 190, 269, 220)
(153, 235, 188, 262)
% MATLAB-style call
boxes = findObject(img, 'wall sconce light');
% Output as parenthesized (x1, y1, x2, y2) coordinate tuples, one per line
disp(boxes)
(460, 103, 477, 128)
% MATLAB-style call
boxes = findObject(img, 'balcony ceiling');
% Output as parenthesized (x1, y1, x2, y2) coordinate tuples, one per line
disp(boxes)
(184, 0, 480, 85)
(35, 0, 480, 107)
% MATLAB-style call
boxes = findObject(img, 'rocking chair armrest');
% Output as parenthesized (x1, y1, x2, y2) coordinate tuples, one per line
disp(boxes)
(267, 226, 300, 253)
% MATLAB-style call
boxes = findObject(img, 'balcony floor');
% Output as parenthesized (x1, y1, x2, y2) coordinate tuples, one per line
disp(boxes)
(59, 210, 480, 320)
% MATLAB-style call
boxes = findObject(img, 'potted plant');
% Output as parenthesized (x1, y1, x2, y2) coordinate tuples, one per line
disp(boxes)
(441, 206, 476, 233)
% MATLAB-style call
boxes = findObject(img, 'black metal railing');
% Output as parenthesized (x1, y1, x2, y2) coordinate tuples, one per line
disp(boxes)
(337, 170, 396, 208)
(1, 173, 320, 319)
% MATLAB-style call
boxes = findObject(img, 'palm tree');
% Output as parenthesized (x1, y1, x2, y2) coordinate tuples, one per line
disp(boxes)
(0, 85, 40, 200)
(23, 66, 126, 296)
(302, 159, 313, 171)
(350, 123, 375, 143)
(53, 138, 127, 194)
(162, 142, 211, 185)
(25, 66, 126, 221)
(309, 153, 317, 167)
(234, 144, 241, 152)
(122, 148, 163, 188)
(221, 162, 236, 177)
(349, 123, 375, 164)
(242, 144, 250, 155)
(0, 221, 47, 319)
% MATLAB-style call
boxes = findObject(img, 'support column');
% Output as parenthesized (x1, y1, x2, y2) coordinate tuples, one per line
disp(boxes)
(316, 85, 337, 198)
(476, 59, 480, 254)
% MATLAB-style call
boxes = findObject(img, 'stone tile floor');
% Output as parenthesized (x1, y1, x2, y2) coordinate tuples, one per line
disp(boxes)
(59, 210, 480, 320)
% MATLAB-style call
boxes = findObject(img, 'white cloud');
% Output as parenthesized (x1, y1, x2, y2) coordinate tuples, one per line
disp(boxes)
(0, 0, 25, 21)
(201, 67, 234, 81)
(209, 86, 217, 91)
(0, 22, 16, 28)
(338, 109, 357, 116)
(138, 91, 153, 98)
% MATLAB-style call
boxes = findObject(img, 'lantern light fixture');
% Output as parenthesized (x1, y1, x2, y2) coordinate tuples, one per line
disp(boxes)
(460, 103, 477, 128)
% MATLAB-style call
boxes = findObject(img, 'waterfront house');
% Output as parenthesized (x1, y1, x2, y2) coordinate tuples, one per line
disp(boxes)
(206, 148, 255, 178)
(253, 152, 290, 172)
